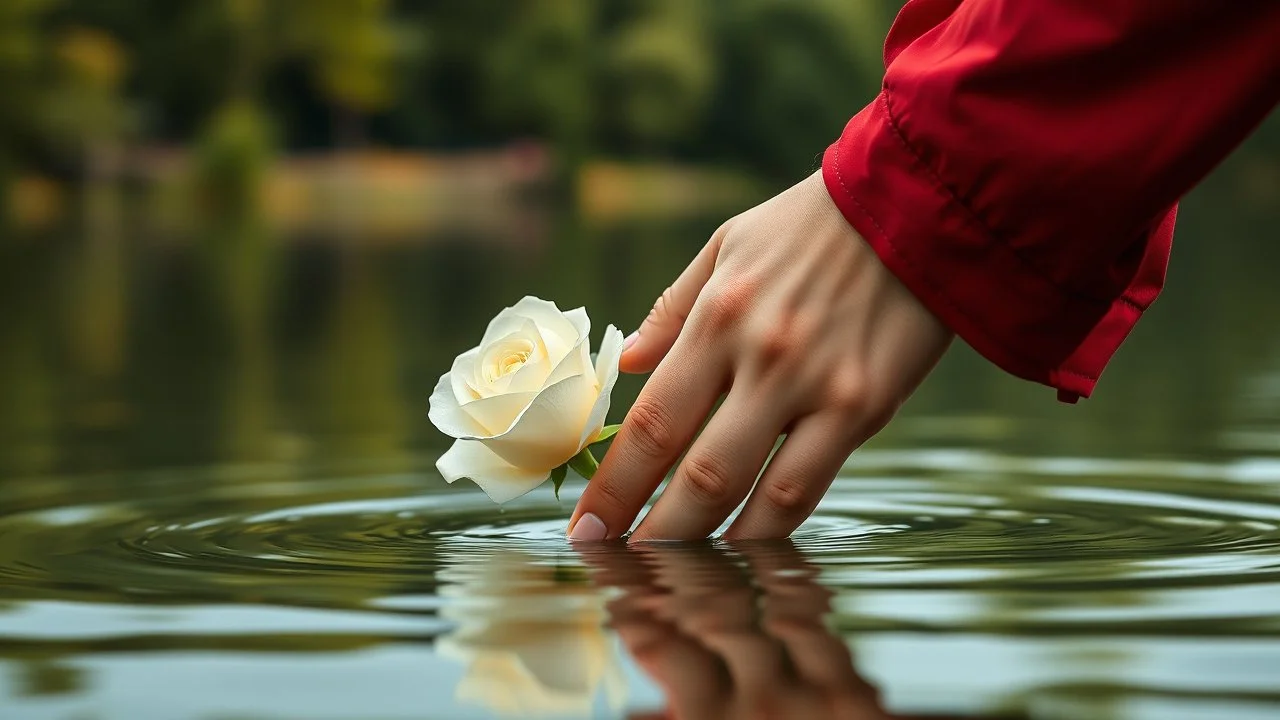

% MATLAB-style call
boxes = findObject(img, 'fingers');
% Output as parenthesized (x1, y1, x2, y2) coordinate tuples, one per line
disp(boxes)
(645, 545, 756, 630)
(767, 615, 866, 698)
(698, 630, 788, 709)
(764, 599, 882, 715)
(723, 414, 854, 541)
(630, 388, 786, 541)
(732, 543, 879, 710)
(569, 336, 727, 540)
(620, 227, 726, 375)
(572, 542, 658, 594)
(620, 622, 728, 720)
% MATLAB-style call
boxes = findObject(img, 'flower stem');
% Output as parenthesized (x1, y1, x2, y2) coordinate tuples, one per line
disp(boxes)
(567, 446, 600, 480)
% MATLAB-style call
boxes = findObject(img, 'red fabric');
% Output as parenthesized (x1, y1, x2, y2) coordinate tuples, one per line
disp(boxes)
(823, 0, 1280, 400)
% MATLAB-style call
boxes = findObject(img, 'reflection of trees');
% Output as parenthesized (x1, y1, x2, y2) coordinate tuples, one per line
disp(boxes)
(15, 660, 83, 698)
(41, 28, 132, 194)
(0, 0, 54, 227)
(204, 219, 277, 463)
(305, 255, 409, 466)
(0, 247, 57, 478)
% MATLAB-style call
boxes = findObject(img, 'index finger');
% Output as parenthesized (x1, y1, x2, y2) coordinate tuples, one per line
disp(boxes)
(568, 333, 727, 540)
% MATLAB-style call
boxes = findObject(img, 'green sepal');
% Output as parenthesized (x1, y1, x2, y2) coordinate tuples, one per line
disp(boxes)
(567, 446, 600, 480)
(589, 424, 622, 445)
(550, 464, 568, 500)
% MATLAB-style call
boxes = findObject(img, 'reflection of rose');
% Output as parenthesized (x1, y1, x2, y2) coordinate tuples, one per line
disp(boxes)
(429, 297, 623, 503)
(437, 550, 627, 717)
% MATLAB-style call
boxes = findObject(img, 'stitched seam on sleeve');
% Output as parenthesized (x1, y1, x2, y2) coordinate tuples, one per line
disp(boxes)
(878, 92, 1145, 313)
(829, 114, 1102, 383)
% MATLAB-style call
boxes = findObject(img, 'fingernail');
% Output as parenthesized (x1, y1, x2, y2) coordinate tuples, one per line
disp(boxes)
(569, 513, 608, 541)
(622, 332, 639, 351)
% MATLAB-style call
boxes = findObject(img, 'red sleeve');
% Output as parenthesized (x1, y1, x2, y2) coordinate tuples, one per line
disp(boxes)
(822, 0, 1280, 402)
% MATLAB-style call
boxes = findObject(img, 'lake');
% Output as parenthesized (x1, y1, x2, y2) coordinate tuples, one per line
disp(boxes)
(1, 124, 1279, 718)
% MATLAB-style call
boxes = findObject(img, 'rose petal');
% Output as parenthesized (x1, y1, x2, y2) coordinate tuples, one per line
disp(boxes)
(475, 320, 541, 396)
(478, 309, 538, 352)
(578, 325, 625, 449)
(460, 390, 539, 436)
(441, 352, 587, 441)
(500, 330, 556, 394)
(449, 348, 482, 403)
(437, 440, 551, 504)
(519, 299, 585, 368)
(481, 372, 598, 471)
(559, 306, 591, 343)
(430, 370, 488, 438)
(535, 325, 570, 368)
(544, 332, 592, 388)
(483, 297, 577, 349)
(517, 296, 583, 339)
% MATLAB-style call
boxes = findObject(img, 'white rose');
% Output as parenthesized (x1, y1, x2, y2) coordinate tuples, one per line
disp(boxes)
(429, 296, 624, 503)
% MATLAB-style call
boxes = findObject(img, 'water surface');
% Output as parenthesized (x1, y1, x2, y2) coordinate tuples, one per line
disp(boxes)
(2, 123, 1279, 719)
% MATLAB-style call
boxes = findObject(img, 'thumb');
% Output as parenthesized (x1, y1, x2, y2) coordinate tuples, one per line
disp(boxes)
(621, 224, 728, 374)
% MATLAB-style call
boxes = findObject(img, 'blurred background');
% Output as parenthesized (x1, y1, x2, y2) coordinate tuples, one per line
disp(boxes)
(0, 0, 904, 482)
(2, 2, 1280, 718)
(2, 0, 1276, 485)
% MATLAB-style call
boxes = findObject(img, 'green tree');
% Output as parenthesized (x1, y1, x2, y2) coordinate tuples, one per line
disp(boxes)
(602, 0, 714, 152)
(0, 0, 55, 225)
(708, 0, 888, 179)
(480, 0, 595, 191)
(40, 28, 132, 183)
(283, 0, 401, 146)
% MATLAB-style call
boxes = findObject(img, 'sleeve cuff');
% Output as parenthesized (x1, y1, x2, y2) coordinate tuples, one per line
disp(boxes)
(822, 93, 1172, 401)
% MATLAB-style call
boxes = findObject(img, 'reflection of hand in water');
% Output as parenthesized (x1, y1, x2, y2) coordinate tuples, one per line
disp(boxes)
(575, 540, 904, 720)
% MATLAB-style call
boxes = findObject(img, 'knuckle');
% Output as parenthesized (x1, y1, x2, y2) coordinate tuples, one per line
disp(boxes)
(680, 454, 736, 506)
(828, 368, 872, 415)
(762, 475, 811, 514)
(826, 367, 900, 433)
(649, 286, 682, 325)
(698, 288, 746, 331)
(865, 399, 901, 434)
(748, 321, 798, 369)
(696, 277, 759, 332)
(791, 307, 823, 343)
(745, 308, 821, 372)
(625, 399, 676, 458)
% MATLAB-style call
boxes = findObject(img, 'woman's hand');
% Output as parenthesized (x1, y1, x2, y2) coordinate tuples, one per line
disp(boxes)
(569, 170, 953, 541)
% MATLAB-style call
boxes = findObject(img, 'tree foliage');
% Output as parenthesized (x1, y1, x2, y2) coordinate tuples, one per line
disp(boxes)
(4, 0, 902, 181)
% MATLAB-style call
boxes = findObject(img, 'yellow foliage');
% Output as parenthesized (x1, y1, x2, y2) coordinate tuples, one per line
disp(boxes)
(6, 175, 64, 229)
(55, 27, 127, 89)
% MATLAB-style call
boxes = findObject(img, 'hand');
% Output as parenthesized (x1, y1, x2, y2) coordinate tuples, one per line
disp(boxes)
(569, 170, 953, 541)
